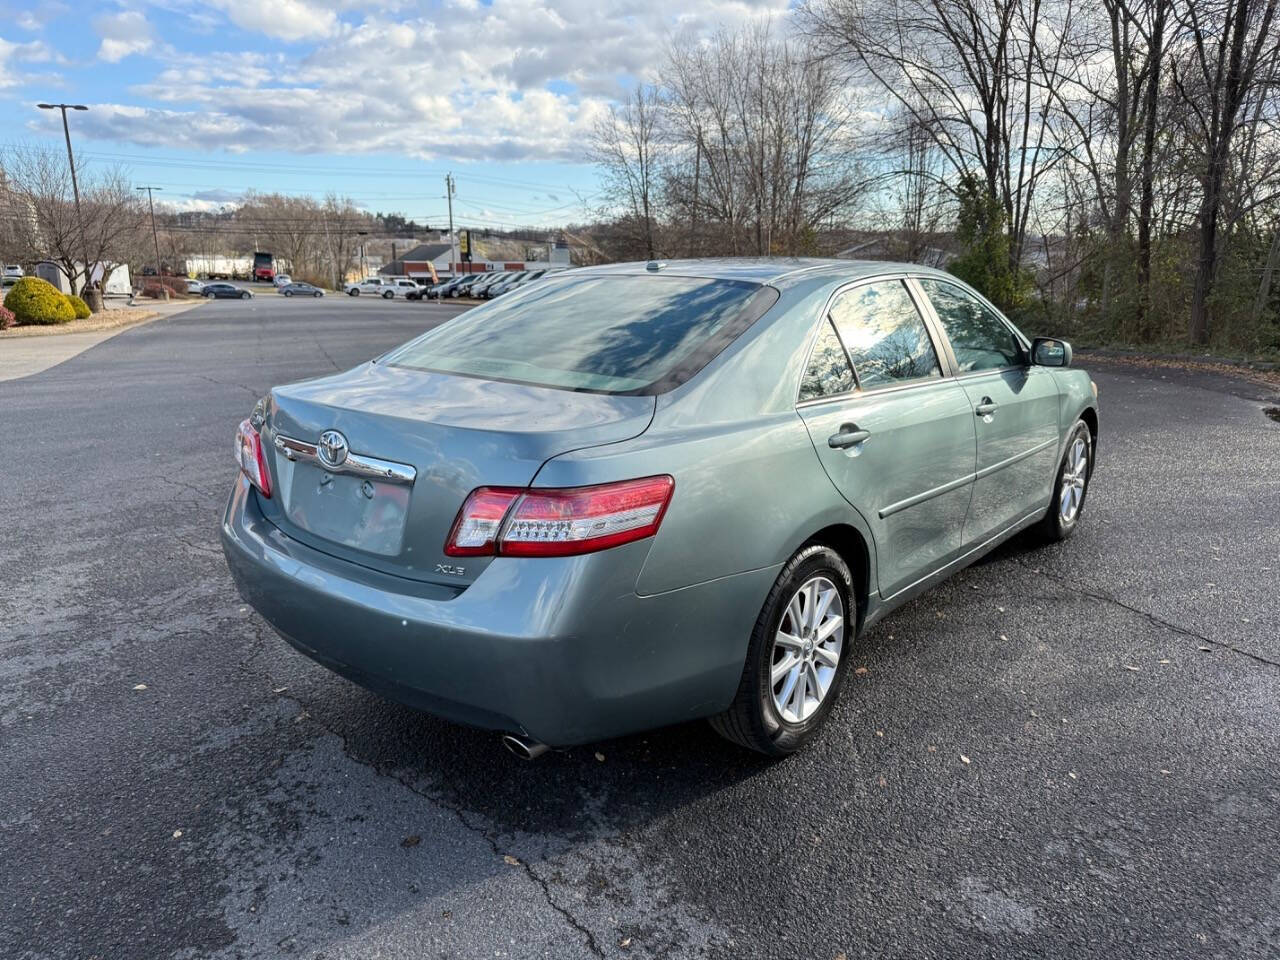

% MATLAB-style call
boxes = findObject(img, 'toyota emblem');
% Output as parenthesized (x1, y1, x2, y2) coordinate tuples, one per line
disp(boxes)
(317, 430, 349, 469)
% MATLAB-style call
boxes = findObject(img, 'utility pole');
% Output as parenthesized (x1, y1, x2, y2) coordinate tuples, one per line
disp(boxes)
(445, 173, 457, 276)
(37, 102, 90, 293)
(357, 230, 368, 279)
(136, 186, 163, 280)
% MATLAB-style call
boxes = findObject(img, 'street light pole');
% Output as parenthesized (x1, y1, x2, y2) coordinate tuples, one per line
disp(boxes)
(136, 186, 163, 279)
(445, 173, 457, 277)
(37, 102, 90, 294)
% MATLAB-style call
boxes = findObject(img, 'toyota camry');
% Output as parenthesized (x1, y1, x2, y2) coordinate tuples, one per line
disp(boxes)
(221, 259, 1098, 757)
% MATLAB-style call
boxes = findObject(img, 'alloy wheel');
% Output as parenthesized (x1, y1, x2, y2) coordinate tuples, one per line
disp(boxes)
(1059, 435, 1089, 523)
(771, 575, 844, 723)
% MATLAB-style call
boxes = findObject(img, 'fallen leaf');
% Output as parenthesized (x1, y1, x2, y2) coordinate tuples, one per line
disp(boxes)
(401, 835, 421, 848)
(132, 683, 147, 691)
(997, 605, 1006, 613)
(1160, 769, 1171, 775)
(272, 686, 288, 694)
(1198, 646, 1212, 652)
(172, 829, 183, 839)
(503, 854, 520, 866)
(878, 776, 887, 788)
(875, 729, 884, 737)
(960, 754, 971, 765)
(854, 666, 869, 675)
(1123, 665, 1140, 672)
(999, 634, 1009, 642)
(926, 745, 936, 753)
(1067, 772, 1077, 780)
(594, 752, 605, 762)
(294, 710, 310, 723)
(1158, 659, 1170, 665)
(1030, 710, 1039, 718)
(621, 938, 632, 949)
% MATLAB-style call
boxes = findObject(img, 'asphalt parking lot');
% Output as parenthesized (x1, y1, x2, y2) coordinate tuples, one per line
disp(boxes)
(2, 296, 1278, 959)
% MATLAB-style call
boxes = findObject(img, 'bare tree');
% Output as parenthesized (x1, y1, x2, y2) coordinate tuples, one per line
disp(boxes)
(0, 144, 145, 297)
(1172, 0, 1280, 343)
(590, 84, 665, 260)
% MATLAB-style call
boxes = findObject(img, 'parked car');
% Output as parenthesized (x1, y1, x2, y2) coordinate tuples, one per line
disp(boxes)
(345, 278, 390, 297)
(281, 282, 324, 298)
(469, 273, 511, 298)
(385, 278, 421, 299)
(186, 279, 206, 294)
(222, 259, 1098, 757)
(486, 269, 543, 299)
(430, 275, 471, 299)
(203, 283, 251, 300)
(3, 264, 23, 278)
(404, 281, 432, 300)
(449, 274, 488, 298)
(273, 274, 293, 288)
(479, 270, 529, 299)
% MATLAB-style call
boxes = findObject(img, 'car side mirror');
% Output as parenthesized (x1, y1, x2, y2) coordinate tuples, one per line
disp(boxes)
(1032, 337, 1072, 367)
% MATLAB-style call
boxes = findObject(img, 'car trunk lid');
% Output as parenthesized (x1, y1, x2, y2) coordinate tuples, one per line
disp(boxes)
(255, 361, 655, 585)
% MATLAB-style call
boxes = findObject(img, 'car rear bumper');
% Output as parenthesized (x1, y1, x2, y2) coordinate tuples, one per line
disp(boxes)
(220, 476, 776, 745)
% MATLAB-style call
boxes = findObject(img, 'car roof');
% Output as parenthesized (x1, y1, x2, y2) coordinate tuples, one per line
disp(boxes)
(570, 257, 958, 290)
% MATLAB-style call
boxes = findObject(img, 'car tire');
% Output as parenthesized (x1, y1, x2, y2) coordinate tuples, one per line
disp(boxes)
(313, 291, 322, 298)
(283, 290, 292, 297)
(383, 290, 394, 299)
(1034, 419, 1093, 543)
(204, 292, 214, 298)
(240, 291, 250, 299)
(709, 544, 856, 756)
(349, 289, 359, 296)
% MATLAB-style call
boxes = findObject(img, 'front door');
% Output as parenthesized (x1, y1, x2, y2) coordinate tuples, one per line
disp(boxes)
(914, 278, 1060, 542)
(796, 279, 977, 600)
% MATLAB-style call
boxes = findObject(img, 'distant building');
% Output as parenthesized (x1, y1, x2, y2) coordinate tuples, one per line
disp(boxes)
(381, 241, 533, 281)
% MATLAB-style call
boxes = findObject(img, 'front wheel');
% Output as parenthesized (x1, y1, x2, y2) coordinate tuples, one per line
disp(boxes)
(1034, 419, 1093, 542)
(240, 291, 250, 299)
(313, 291, 322, 298)
(349, 289, 359, 296)
(710, 545, 855, 755)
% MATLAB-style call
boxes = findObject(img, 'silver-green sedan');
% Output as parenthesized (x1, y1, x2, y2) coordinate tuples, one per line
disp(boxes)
(221, 259, 1098, 756)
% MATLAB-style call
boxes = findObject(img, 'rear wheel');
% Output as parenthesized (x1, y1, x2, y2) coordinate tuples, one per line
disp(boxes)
(283, 290, 292, 297)
(1034, 420, 1093, 542)
(710, 545, 855, 755)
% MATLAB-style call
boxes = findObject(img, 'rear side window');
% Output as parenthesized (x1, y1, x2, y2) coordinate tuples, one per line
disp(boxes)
(919, 279, 1024, 372)
(385, 274, 779, 394)
(799, 318, 855, 401)
(829, 281, 942, 389)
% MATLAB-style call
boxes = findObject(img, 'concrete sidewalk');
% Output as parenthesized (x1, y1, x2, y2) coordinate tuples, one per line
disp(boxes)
(0, 300, 204, 382)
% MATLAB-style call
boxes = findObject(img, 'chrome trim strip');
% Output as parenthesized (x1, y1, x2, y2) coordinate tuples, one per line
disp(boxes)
(273, 434, 417, 484)
(878, 472, 974, 519)
(973, 437, 1057, 481)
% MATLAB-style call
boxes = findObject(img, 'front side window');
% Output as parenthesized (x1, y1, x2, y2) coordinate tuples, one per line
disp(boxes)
(799, 318, 855, 401)
(919, 279, 1024, 372)
(386, 273, 778, 394)
(828, 280, 942, 389)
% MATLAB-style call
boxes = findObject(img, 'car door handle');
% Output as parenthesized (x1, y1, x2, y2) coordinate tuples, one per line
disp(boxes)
(974, 398, 998, 417)
(828, 424, 871, 448)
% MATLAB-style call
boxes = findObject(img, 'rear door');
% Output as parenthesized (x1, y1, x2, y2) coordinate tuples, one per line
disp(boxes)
(796, 278, 977, 600)
(913, 277, 1060, 543)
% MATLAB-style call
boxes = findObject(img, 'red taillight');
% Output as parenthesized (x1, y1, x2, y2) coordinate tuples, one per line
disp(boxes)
(444, 475, 674, 558)
(234, 418, 272, 498)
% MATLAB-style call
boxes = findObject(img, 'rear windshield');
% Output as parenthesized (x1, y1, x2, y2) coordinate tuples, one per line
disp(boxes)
(384, 273, 778, 394)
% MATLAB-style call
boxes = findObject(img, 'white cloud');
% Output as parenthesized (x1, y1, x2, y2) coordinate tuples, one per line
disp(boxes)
(0, 36, 59, 88)
(205, 0, 342, 41)
(94, 10, 155, 62)
(69, 0, 791, 164)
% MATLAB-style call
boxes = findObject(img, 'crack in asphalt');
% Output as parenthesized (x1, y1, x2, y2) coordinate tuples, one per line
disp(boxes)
(195, 373, 264, 401)
(227, 627, 607, 959)
(1018, 560, 1280, 669)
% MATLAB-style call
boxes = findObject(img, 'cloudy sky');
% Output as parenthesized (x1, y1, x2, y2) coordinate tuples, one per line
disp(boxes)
(0, 0, 787, 228)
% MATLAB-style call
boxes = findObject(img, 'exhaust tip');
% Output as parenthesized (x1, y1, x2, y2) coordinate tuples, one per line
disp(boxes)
(501, 733, 549, 761)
